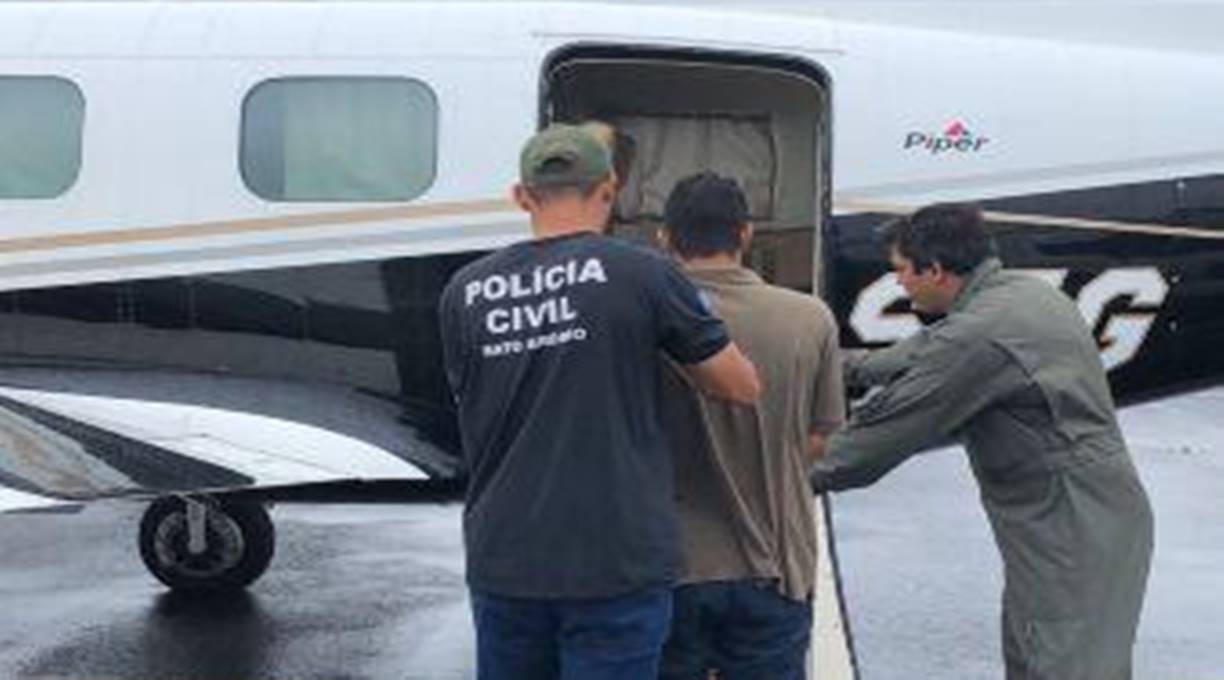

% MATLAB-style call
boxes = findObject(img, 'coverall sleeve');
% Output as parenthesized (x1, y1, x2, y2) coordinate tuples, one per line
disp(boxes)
(845, 329, 930, 389)
(811, 333, 1020, 492)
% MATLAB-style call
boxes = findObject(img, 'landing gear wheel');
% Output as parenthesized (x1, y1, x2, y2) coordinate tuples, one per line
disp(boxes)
(138, 496, 275, 592)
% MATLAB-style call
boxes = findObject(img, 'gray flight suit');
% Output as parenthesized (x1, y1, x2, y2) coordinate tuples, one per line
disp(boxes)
(811, 258, 1154, 680)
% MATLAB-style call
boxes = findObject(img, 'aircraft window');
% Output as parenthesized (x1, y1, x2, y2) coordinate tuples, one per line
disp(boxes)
(240, 77, 437, 202)
(0, 77, 84, 199)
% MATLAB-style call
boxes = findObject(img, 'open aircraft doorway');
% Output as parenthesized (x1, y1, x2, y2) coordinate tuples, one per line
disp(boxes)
(542, 45, 856, 679)
(542, 45, 832, 296)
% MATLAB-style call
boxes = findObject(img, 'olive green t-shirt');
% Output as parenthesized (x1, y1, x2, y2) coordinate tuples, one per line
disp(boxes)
(663, 266, 845, 601)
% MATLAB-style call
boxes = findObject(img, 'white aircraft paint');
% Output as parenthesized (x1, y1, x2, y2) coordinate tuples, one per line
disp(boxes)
(849, 267, 1170, 371)
(0, 387, 427, 486)
(0, 487, 72, 514)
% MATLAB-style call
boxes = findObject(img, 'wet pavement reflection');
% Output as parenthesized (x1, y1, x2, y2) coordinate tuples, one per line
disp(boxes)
(1, 389, 1222, 679)
(1, 503, 473, 680)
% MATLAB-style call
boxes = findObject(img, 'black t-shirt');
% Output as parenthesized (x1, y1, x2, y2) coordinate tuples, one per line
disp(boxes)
(439, 232, 729, 599)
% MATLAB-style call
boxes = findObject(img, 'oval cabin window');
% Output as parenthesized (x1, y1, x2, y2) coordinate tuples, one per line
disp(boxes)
(240, 77, 438, 202)
(0, 76, 84, 199)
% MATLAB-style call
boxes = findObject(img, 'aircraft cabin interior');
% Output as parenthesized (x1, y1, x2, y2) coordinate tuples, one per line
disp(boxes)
(544, 50, 830, 294)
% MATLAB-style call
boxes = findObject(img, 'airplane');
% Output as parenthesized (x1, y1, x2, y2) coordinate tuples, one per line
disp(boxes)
(0, 2, 1221, 661)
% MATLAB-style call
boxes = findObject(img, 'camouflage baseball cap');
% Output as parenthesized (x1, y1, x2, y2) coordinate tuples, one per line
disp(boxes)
(520, 124, 612, 188)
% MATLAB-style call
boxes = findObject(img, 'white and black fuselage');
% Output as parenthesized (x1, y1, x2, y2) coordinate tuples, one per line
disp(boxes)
(0, 1, 1220, 507)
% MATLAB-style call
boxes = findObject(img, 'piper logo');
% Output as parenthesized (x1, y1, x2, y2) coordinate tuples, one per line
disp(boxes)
(904, 120, 990, 154)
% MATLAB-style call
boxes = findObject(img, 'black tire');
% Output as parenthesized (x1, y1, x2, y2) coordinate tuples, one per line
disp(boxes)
(138, 496, 275, 592)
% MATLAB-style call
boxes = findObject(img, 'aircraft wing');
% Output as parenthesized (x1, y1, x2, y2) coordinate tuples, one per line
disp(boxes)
(0, 368, 454, 514)
(0, 486, 79, 514)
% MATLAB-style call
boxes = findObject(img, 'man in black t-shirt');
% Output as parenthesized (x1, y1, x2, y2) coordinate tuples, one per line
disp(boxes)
(439, 125, 760, 680)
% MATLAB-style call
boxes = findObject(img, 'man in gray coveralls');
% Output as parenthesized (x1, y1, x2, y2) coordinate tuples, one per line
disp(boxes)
(809, 203, 1154, 680)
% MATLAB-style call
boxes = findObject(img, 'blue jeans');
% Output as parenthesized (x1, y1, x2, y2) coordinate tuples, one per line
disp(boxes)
(659, 580, 812, 680)
(470, 586, 673, 680)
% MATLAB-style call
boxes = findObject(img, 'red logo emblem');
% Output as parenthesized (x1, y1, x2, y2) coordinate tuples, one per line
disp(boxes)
(904, 120, 989, 155)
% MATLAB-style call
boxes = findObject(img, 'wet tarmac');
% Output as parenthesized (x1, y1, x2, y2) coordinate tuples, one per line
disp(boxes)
(1, 388, 1221, 680)
(0, 502, 474, 680)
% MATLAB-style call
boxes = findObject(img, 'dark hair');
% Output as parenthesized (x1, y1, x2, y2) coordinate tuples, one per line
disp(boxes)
(663, 172, 750, 258)
(882, 203, 996, 275)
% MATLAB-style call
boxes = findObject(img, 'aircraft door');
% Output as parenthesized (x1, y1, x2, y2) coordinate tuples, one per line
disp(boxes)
(541, 46, 831, 295)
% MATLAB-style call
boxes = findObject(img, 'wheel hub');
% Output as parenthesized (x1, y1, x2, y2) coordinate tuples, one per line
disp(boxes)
(152, 509, 246, 579)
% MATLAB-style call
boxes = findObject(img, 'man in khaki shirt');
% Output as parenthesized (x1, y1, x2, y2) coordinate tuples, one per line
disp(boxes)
(657, 172, 845, 680)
